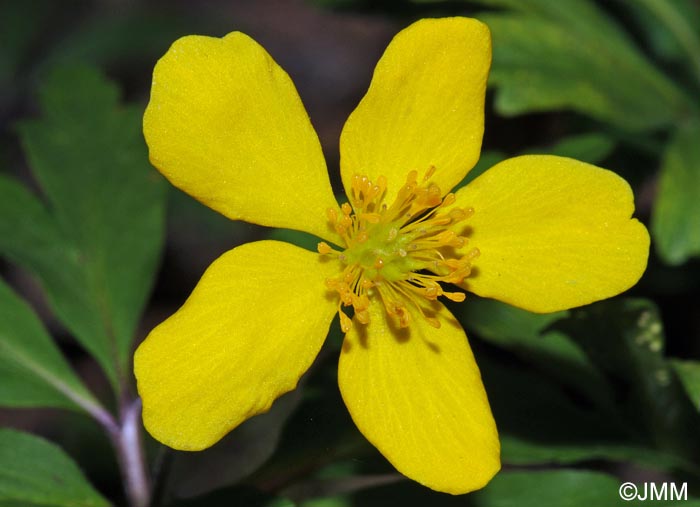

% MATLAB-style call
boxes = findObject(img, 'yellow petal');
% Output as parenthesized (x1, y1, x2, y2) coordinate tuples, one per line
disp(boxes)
(338, 299, 500, 494)
(455, 155, 650, 312)
(144, 32, 339, 243)
(134, 240, 338, 450)
(339, 17, 491, 204)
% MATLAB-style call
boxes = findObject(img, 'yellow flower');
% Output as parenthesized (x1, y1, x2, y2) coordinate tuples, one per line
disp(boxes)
(134, 17, 649, 494)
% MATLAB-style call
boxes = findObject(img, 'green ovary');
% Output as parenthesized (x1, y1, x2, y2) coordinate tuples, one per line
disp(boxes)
(342, 223, 424, 283)
(317, 171, 478, 331)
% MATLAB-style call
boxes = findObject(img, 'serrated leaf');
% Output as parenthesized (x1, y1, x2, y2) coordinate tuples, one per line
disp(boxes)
(652, 118, 700, 265)
(9, 65, 166, 387)
(0, 277, 99, 411)
(671, 359, 700, 411)
(0, 173, 117, 385)
(0, 428, 110, 507)
(474, 0, 689, 130)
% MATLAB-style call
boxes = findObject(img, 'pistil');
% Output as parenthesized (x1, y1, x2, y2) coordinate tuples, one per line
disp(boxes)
(318, 168, 479, 332)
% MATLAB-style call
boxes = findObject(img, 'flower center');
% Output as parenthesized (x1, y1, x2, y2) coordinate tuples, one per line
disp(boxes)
(318, 167, 479, 332)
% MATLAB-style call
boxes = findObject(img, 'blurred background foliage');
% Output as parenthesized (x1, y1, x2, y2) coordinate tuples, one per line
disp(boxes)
(1, 0, 699, 506)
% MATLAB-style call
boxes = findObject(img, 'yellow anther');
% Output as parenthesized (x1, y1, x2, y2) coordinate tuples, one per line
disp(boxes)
(424, 286, 439, 299)
(445, 258, 468, 270)
(387, 301, 410, 328)
(355, 309, 370, 325)
(436, 230, 456, 244)
(442, 193, 456, 207)
(339, 310, 352, 333)
(358, 212, 381, 224)
(426, 317, 441, 329)
(320, 168, 478, 332)
(327, 207, 338, 222)
(444, 291, 466, 302)
(317, 242, 333, 255)
(449, 208, 467, 221)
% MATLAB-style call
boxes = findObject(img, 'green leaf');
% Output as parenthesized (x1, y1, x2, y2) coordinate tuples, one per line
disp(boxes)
(0, 173, 115, 384)
(320, 469, 700, 506)
(478, 349, 631, 462)
(8, 65, 166, 388)
(500, 434, 692, 471)
(472, 469, 697, 507)
(652, 118, 700, 265)
(0, 428, 110, 507)
(671, 359, 700, 411)
(0, 278, 100, 412)
(473, 470, 618, 506)
(465, 298, 700, 474)
(623, 0, 700, 83)
(458, 296, 611, 409)
(474, 0, 690, 130)
(556, 299, 700, 461)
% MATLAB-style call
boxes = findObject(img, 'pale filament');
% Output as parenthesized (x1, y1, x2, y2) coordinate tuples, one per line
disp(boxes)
(318, 167, 478, 332)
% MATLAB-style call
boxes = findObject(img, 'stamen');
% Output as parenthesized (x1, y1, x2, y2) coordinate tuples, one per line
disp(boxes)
(317, 242, 334, 255)
(318, 168, 477, 331)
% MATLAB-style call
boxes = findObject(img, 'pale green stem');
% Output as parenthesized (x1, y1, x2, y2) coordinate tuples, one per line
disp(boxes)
(2, 345, 150, 506)
(109, 398, 151, 507)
